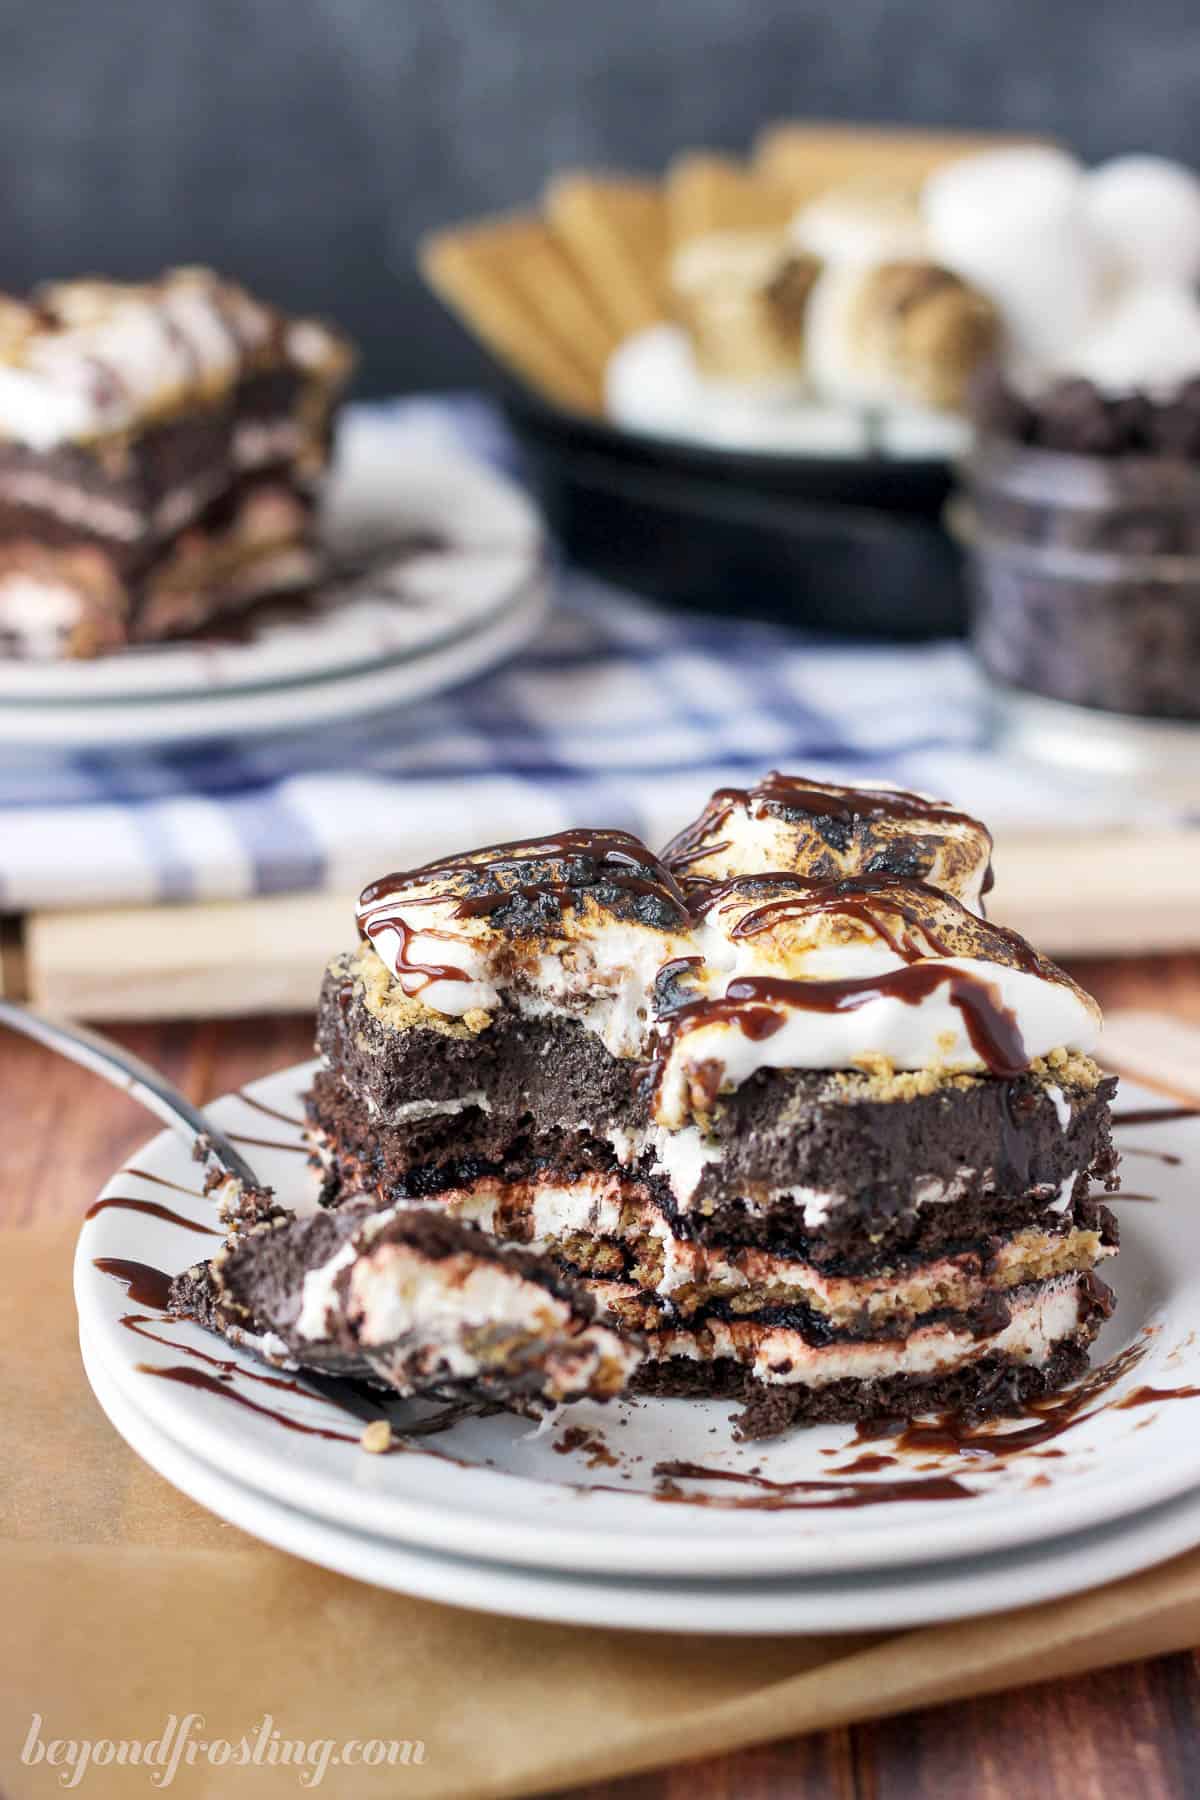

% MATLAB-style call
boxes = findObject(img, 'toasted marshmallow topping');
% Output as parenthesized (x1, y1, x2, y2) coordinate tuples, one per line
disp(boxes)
(805, 259, 1000, 414)
(661, 771, 994, 911)
(356, 777, 1101, 1115)
(357, 829, 695, 1058)
(0, 267, 351, 449)
(645, 870, 1099, 1126)
(669, 231, 819, 389)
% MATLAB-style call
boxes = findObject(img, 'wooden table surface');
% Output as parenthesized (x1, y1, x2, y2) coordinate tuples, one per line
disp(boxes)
(6, 953, 1200, 1799)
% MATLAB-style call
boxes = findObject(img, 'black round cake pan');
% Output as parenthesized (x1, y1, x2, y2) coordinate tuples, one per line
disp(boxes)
(502, 386, 966, 639)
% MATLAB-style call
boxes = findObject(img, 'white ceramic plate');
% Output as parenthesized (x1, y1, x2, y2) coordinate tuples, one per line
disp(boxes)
(0, 579, 547, 749)
(0, 413, 547, 746)
(80, 1329, 1200, 1634)
(74, 1061, 1200, 1580)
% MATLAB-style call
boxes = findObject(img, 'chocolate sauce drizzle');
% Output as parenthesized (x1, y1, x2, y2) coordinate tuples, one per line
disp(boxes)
(355, 804, 1048, 1084)
(1117, 1383, 1200, 1408)
(660, 964, 1028, 1079)
(854, 1337, 1150, 1462)
(357, 828, 690, 995)
(121, 1313, 311, 1397)
(120, 1168, 205, 1198)
(228, 1132, 307, 1154)
(92, 1257, 175, 1310)
(136, 1365, 360, 1444)
(710, 872, 960, 956)
(651, 1459, 975, 1509)
(690, 870, 1044, 977)
(85, 1197, 220, 1237)
(360, 827, 688, 913)
(1112, 1106, 1199, 1128)
(663, 772, 995, 896)
(235, 1089, 306, 1129)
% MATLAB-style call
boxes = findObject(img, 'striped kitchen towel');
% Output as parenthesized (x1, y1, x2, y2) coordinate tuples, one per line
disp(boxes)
(0, 397, 1178, 913)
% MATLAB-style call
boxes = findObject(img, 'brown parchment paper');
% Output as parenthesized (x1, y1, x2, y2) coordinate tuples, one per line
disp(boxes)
(4, 1222, 1200, 1800)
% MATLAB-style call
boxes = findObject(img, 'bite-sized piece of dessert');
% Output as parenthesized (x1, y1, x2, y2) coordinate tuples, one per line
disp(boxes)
(172, 1203, 638, 1408)
(306, 775, 1119, 1438)
(0, 268, 353, 657)
(668, 231, 820, 393)
(805, 259, 1000, 415)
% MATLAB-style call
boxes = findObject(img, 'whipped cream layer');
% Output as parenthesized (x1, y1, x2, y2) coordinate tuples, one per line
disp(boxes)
(634, 1273, 1093, 1390)
(356, 787, 1100, 1116)
(391, 1169, 1110, 1327)
(652, 951, 1099, 1130)
(0, 269, 348, 449)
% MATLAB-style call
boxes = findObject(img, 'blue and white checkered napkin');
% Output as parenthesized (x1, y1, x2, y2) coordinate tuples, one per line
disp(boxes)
(0, 398, 1173, 915)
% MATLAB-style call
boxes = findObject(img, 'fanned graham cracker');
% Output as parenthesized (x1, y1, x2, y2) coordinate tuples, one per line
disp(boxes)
(418, 126, 1060, 416)
(665, 152, 796, 249)
(420, 214, 613, 413)
(543, 173, 669, 335)
(754, 122, 1049, 205)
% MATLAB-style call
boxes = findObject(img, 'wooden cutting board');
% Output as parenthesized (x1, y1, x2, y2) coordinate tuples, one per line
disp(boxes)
(4, 827, 1197, 1022)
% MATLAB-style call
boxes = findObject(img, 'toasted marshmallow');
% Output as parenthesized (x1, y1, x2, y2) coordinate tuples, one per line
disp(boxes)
(653, 872, 1101, 1128)
(356, 829, 694, 1057)
(791, 178, 929, 265)
(356, 778, 1101, 1114)
(669, 230, 819, 392)
(661, 773, 994, 912)
(0, 267, 345, 450)
(805, 259, 1000, 413)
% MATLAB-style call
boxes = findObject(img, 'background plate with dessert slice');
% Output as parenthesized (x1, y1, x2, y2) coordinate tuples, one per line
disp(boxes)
(0, 412, 548, 748)
(74, 1057, 1200, 1583)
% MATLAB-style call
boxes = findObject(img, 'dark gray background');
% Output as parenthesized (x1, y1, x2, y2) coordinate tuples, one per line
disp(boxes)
(3, 1, 1196, 395)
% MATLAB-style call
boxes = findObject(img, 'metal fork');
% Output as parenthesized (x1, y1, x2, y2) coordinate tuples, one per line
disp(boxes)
(0, 997, 389, 1423)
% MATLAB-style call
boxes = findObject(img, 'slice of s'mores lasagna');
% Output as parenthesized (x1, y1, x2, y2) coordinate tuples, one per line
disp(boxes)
(293, 773, 1117, 1438)
(0, 267, 352, 657)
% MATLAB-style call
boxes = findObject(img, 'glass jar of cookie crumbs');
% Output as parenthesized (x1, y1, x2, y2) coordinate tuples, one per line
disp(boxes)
(958, 372, 1200, 775)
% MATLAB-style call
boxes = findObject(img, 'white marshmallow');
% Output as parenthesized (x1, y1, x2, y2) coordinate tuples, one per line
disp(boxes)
(1084, 155, 1200, 287)
(1063, 282, 1200, 394)
(605, 322, 867, 454)
(922, 147, 1101, 364)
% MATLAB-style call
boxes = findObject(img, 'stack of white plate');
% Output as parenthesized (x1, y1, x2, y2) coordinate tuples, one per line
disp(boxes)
(75, 1063, 1200, 1635)
(0, 416, 549, 750)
